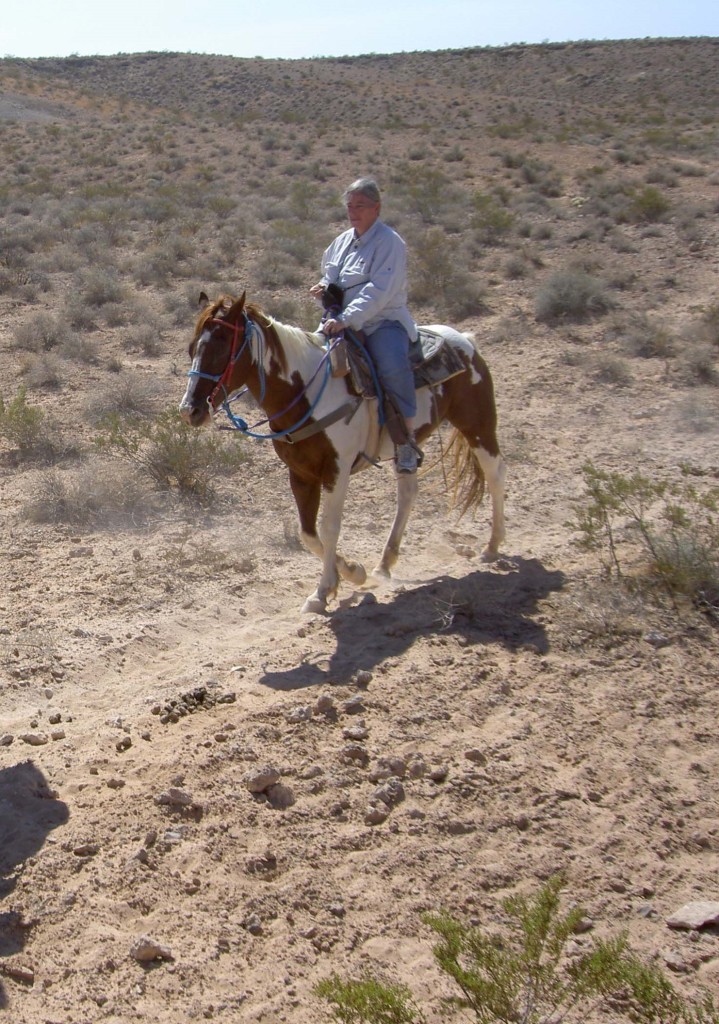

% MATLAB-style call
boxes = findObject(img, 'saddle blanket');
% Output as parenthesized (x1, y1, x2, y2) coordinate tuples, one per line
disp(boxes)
(343, 328, 467, 400)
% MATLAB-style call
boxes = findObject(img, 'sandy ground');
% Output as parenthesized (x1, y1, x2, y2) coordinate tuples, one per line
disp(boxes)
(1, 295, 718, 1023)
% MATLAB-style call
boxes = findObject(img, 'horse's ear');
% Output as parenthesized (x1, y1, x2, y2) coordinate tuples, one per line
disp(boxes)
(198, 291, 210, 308)
(227, 291, 246, 321)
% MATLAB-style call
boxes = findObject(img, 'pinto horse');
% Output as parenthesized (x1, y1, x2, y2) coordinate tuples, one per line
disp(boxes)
(179, 292, 506, 614)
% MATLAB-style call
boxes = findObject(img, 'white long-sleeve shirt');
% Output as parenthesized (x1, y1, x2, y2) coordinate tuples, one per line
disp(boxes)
(319, 219, 417, 340)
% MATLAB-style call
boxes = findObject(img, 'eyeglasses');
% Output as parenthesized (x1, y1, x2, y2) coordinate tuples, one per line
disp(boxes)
(346, 202, 378, 212)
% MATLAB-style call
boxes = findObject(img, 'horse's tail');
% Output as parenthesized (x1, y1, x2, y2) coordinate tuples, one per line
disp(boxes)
(444, 429, 486, 518)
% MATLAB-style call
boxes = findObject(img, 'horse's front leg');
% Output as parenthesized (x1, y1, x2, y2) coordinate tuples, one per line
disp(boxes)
(290, 468, 365, 614)
(302, 466, 354, 614)
(373, 472, 419, 578)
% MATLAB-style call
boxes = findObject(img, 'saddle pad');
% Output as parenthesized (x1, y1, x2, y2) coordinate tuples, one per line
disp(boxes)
(411, 328, 467, 388)
(345, 329, 467, 399)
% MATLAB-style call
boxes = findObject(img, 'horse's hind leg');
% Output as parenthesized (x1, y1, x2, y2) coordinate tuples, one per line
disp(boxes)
(444, 357, 507, 560)
(373, 472, 419, 578)
(472, 445, 507, 560)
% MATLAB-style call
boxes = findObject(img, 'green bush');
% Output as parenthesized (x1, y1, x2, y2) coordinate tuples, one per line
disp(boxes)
(410, 227, 486, 318)
(316, 976, 422, 1024)
(628, 185, 671, 222)
(0, 385, 56, 459)
(571, 462, 719, 612)
(94, 407, 249, 502)
(471, 192, 514, 244)
(316, 876, 717, 1024)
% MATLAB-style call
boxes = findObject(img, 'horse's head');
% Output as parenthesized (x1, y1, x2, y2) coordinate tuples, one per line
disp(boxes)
(179, 291, 250, 427)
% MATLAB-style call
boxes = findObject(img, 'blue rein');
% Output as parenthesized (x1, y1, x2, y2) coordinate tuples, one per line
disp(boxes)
(188, 313, 336, 442)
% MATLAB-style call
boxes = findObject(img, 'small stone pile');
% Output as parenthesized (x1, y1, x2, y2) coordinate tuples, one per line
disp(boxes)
(151, 686, 236, 724)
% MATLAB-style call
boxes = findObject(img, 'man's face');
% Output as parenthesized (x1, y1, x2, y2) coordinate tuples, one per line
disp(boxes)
(345, 193, 380, 237)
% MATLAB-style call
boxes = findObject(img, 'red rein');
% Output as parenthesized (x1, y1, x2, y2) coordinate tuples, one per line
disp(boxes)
(207, 315, 247, 406)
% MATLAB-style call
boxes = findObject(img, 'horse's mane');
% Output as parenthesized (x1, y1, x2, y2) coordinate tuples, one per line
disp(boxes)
(196, 294, 324, 376)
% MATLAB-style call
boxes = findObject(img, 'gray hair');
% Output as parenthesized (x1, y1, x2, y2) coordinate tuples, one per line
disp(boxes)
(342, 177, 381, 205)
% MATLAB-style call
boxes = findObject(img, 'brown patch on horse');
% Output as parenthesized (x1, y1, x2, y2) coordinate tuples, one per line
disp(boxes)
(418, 348, 500, 518)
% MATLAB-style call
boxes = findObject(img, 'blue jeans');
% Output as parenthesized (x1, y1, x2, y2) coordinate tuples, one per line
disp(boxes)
(364, 320, 416, 420)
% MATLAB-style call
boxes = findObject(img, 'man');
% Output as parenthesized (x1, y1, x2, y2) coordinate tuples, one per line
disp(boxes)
(310, 177, 420, 473)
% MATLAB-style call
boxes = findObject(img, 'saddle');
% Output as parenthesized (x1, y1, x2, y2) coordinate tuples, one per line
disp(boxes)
(320, 283, 466, 399)
(341, 328, 466, 398)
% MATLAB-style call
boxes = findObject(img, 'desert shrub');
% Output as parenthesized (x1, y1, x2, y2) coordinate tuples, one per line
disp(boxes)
(696, 302, 719, 346)
(410, 227, 486, 318)
(58, 327, 101, 365)
(316, 975, 420, 1024)
(593, 353, 632, 385)
(165, 289, 203, 327)
(63, 293, 103, 331)
(316, 876, 716, 1024)
(620, 314, 675, 359)
(269, 219, 314, 265)
(82, 269, 125, 306)
(675, 391, 719, 434)
(287, 180, 321, 221)
(470, 192, 514, 244)
(0, 386, 64, 461)
(608, 228, 638, 253)
(94, 407, 249, 502)
(263, 294, 319, 332)
(503, 255, 527, 280)
(516, 155, 562, 196)
(444, 143, 466, 162)
(645, 165, 678, 187)
(535, 269, 614, 323)
(22, 461, 157, 528)
(22, 352, 65, 390)
(125, 324, 165, 358)
(255, 250, 305, 288)
(559, 346, 590, 369)
(134, 249, 175, 288)
(566, 579, 646, 643)
(12, 313, 71, 353)
(84, 373, 163, 425)
(677, 342, 718, 386)
(392, 162, 456, 224)
(628, 185, 671, 223)
(571, 462, 719, 613)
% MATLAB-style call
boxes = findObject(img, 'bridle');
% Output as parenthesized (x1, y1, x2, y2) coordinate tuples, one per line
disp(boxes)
(187, 308, 356, 442)
(187, 310, 259, 408)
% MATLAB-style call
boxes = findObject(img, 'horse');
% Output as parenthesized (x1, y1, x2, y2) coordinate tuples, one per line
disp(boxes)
(179, 292, 506, 614)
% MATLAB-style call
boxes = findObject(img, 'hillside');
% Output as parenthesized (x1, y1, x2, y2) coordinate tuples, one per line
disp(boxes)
(1, 39, 718, 1024)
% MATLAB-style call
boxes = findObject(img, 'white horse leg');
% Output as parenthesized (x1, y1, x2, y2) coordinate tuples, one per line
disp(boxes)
(299, 523, 367, 592)
(373, 472, 419, 578)
(473, 447, 507, 560)
(301, 466, 361, 614)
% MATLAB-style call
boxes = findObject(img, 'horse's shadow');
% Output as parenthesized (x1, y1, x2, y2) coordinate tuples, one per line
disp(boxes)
(0, 761, 70, 1008)
(258, 556, 566, 690)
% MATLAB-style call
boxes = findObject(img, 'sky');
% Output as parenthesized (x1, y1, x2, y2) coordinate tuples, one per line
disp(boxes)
(2, 0, 717, 61)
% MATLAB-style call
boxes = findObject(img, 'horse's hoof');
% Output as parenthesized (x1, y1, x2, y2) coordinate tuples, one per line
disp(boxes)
(371, 564, 392, 579)
(301, 594, 327, 614)
(480, 546, 500, 563)
(345, 562, 367, 587)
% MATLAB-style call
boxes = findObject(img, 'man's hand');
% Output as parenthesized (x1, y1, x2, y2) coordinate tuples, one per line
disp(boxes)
(321, 319, 344, 336)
